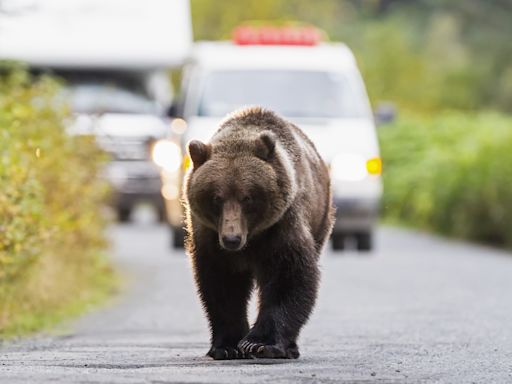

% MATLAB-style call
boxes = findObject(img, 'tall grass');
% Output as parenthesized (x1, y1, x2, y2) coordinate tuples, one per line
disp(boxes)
(380, 111, 512, 247)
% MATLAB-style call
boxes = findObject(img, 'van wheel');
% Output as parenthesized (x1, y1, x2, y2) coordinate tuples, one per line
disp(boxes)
(118, 207, 132, 222)
(157, 206, 167, 223)
(172, 226, 185, 249)
(356, 232, 373, 251)
(331, 233, 345, 251)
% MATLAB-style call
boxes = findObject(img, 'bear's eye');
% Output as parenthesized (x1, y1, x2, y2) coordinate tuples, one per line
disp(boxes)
(212, 195, 222, 206)
(242, 196, 253, 204)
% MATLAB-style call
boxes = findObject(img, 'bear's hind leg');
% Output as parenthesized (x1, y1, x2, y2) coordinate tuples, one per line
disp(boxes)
(194, 255, 253, 360)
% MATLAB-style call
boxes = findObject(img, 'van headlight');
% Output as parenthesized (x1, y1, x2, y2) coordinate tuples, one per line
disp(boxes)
(151, 140, 182, 172)
(330, 154, 382, 181)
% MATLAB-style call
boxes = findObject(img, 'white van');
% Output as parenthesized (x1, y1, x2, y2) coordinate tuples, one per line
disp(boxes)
(158, 27, 382, 251)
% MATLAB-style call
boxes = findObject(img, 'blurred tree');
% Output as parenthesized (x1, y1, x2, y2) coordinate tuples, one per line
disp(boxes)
(191, 0, 355, 40)
(191, 0, 512, 112)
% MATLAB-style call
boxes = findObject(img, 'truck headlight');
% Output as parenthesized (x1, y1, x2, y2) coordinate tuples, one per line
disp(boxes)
(152, 140, 182, 172)
(331, 154, 382, 181)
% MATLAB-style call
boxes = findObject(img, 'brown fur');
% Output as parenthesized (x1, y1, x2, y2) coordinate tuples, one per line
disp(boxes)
(183, 106, 334, 359)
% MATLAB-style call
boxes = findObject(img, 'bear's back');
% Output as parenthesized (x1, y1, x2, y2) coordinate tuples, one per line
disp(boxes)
(213, 107, 321, 164)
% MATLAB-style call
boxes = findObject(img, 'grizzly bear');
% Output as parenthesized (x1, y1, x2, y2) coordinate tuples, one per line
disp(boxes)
(183, 107, 334, 360)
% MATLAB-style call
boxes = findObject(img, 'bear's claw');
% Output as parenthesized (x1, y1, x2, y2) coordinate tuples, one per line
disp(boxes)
(238, 340, 262, 355)
(238, 339, 298, 359)
(207, 346, 243, 360)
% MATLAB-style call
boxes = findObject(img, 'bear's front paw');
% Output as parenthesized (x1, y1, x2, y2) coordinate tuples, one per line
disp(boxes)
(238, 338, 299, 359)
(207, 345, 244, 360)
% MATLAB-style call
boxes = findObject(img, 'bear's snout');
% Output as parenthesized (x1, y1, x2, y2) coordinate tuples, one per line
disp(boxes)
(220, 234, 242, 251)
(219, 200, 247, 251)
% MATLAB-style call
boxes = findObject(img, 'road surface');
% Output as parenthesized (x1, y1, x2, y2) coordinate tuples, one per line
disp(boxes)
(1, 220, 512, 383)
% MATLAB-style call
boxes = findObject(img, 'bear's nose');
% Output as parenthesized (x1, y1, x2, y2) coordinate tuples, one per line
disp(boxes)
(221, 235, 242, 251)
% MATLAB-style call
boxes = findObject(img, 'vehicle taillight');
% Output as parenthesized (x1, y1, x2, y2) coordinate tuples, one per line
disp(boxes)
(232, 26, 322, 46)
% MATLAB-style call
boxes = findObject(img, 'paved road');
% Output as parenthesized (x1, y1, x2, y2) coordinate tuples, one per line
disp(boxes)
(1, 222, 512, 383)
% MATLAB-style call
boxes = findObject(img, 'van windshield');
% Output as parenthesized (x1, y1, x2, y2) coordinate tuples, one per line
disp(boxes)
(66, 84, 159, 115)
(198, 70, 368, 118)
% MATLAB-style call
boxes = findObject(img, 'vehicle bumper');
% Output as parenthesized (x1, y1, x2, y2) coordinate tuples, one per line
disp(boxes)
(333, 197, 380, 232)
(104, 161, 164, 209)
(114, 189, 164, 209)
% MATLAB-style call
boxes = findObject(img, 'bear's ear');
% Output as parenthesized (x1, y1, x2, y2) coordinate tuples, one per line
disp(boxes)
(188, 140, 211, 169)
(255, 131, 276, 161)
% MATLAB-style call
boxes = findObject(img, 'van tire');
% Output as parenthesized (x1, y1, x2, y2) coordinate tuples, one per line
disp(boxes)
(157, 206, 167, 223)
(331, 233, 345, 251)
(118, 206, 132, 222)
(172, 226, 185, 249)
(356, 232, 373, 251)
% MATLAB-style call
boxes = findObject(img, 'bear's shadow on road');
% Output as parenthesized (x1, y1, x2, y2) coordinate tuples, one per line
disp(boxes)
(196, 357, 299, 366)
(52, 359, 295, 370)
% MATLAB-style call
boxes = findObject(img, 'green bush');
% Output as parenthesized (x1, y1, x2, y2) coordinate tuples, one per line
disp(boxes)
(380, 111, 512, 247)
(0, 67, 114, 336)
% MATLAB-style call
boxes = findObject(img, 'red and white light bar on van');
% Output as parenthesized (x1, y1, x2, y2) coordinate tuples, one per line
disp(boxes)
(233, 26, 323, 46)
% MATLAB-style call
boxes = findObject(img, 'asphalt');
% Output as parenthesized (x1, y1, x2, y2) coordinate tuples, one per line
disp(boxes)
(1, 218, 512, 383)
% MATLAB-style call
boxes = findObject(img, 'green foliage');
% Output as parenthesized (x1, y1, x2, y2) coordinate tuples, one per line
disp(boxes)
(191, 0, 355, 41)
(380, 111, 512, 247)
(0, 66, 114, 336)
(191, 0, 512, 112)
(348, 14, 491, 112)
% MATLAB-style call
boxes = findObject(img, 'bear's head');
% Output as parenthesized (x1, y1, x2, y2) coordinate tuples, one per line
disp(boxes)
(185, 131, 296, 252)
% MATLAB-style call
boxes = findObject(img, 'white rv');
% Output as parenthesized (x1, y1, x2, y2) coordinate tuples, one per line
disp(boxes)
(0, 0, 193, 221)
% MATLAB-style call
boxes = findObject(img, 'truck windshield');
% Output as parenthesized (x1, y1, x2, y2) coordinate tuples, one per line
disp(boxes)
(198, 70, 368, 118)
(67, 84, 159, 115)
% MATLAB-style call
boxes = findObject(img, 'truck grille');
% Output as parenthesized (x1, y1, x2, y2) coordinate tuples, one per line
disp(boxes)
(98, 136, 152, 160)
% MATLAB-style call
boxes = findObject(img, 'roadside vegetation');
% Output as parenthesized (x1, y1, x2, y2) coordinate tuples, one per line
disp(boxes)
(192, 0, 512, 248)
(0, 66, 115, 337)
(380, 112, 512, 248)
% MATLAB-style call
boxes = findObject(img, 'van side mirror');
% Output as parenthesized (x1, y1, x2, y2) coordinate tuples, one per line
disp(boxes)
(374, 102, 397, 125)
(166, 101, 181, 118)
